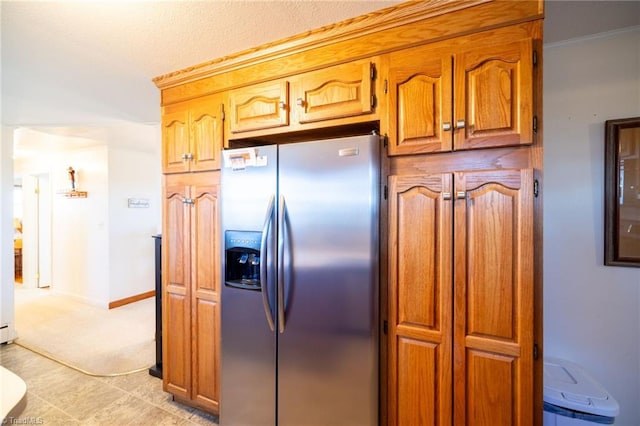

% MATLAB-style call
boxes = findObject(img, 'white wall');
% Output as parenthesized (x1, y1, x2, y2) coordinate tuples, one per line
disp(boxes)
(0, 127, 17, 343)
(51, 145, 110, 306)
(544, 27, 640, 426)
(108, 145, 161, 302)
(0, 4, 16, 343)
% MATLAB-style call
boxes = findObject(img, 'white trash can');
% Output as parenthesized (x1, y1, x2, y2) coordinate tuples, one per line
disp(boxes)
(544, 357, 619, 425)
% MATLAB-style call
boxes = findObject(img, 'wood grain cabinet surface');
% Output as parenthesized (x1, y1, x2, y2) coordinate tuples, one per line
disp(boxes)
(229, 80, 289, 134)
(229, 58, 378, 136)
(292, 58, 377, 124)
(387, 169, 534, 426)
(387, 173, 453, 426)
(387, 32, 534, 156)
(162, 171, 221, 414)
(155, 2, 544, 423)
(162, 94, 225, 173)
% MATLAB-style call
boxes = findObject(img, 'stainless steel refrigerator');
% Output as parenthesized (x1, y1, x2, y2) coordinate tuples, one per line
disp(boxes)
(220, 134, 380, 426)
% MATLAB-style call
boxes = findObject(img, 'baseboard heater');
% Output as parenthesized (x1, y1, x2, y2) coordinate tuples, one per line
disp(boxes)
(1, 324, 10, 344)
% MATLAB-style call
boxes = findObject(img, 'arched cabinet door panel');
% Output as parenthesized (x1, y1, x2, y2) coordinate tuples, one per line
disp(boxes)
(453, 169, 534, 426)
(293, 58, 377, 124)
(229, 80, 290, 133)
(454, 38, 534, 151)
(387, 46, 453, 156)
(387, 173, 453, 426)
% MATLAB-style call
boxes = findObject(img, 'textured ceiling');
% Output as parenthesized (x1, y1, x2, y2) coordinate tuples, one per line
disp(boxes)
(2, 0, 639, 146)
(1, 0, 402, 129)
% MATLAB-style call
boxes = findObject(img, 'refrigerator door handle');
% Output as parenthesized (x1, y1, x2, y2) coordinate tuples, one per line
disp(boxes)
(260, 194, 276, 331)
(277, 194, 286, 333)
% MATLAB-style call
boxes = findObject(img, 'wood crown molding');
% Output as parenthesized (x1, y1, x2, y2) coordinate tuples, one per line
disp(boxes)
(152, 0, 493, 89)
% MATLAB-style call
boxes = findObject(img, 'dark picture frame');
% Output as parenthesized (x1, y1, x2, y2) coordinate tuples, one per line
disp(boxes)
(605, 117, 640, 267)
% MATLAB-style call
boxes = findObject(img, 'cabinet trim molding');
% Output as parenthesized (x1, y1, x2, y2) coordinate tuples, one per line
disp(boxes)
(153, 0, 543, 96)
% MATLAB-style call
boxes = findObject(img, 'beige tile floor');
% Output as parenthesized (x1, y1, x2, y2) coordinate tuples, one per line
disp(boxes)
(0, 343, 218, 425)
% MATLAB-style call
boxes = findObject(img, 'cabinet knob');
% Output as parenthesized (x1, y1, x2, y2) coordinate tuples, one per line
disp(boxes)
(296, 98, 305, 107)
(186, 153, 194, 160)
(181, 153, 188, 161)
(456, 191, 466, 199)
(279, 101, 286, 110)
(443, 122, 452, 131)
(443, 192, 452, 200)
(455, 120, 466, 129)
(183, 198, 195, 205)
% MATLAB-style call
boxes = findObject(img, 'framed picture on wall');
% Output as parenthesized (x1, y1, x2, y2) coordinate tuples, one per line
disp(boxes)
(605, 116, 640, 267)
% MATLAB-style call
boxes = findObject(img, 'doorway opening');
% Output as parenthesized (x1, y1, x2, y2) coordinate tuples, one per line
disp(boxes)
(17, 173, 52, 289)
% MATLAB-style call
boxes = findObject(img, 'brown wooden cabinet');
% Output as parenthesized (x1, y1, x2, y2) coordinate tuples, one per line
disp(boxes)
(162, 171, 220, 414)
(229, 80, 289, 134)
(228, 59, 378, 135)
(388, 168, 534, 425)
(292, 58, 377, 124)
(154, 3, 544, 423)
(387, 173, 453, 426)
(387, 34, 534, 156)
(162, 94, 225, 173)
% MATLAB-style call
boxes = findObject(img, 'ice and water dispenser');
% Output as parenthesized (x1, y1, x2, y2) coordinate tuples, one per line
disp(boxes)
(224, 230, 262, 291)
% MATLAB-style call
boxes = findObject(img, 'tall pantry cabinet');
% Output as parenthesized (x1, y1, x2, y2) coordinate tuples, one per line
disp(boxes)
(387, 170, 534, 425)
(161, 94, 224, 414)
(384, 21, 541, 426)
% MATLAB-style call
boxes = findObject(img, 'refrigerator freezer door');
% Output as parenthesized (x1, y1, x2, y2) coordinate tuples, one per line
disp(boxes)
(221, 145, 277, 426)
(277, 135, 380, 426)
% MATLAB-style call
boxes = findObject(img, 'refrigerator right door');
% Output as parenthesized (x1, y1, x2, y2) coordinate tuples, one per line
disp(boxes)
(277, 134, 380, 426)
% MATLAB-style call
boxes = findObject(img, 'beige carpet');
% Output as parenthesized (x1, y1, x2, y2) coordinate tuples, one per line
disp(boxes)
(14, 288, 155, 376)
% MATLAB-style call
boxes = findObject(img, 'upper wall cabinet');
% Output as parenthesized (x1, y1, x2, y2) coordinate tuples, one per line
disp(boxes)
(292, 58, 377, 124)
(163, 94, 225, 173)
(228, 58, 378, 136)
(455, 38, 534, 151)
(387, 46, 453, 154)
(228, 80, 289, 134)
(387, 35, 534, 156)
